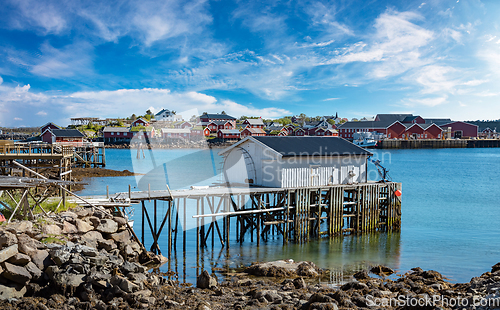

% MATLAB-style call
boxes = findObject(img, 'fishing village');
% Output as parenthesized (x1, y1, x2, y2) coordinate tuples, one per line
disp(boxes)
(2, 0, 500, 308)
(0, 110, 500, 309)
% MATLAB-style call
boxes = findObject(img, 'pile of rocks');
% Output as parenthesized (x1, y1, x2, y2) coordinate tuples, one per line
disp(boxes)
(0, 206, 166, 308)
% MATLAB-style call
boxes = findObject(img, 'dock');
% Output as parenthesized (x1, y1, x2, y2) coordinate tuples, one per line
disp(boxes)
(74, 181, 402, 258)
(377, 139, 500, 149)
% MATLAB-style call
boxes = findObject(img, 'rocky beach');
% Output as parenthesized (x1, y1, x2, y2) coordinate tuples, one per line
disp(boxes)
(0, 204, 500, 309)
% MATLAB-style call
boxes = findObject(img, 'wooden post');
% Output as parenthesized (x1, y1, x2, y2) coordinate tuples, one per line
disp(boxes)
(154, 200, 157, 255)
(257, 195, 261, 247)
(141, 201, 145, 246)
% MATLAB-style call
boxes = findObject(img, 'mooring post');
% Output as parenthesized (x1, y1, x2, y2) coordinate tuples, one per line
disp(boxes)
(141, 201, 145, 246)
(257, 195, 261, 247)
(168, 200, 172, 260)
(154, 200, 157, 255)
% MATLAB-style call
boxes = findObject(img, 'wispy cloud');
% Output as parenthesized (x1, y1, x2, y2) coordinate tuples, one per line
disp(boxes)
(404, 95, 448, 107)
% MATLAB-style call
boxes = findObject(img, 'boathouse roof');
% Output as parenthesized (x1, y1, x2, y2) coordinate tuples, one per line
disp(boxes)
(46, 129, 86, 137)
(220, 136, 372, 157)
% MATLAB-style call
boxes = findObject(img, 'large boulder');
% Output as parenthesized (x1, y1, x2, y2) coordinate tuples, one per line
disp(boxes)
(80, 231, 104, 248)
(1, 262, 32, 285)
(96, 219, 118, 234)
(62, 221, 78, 234)
(29, 249, 52, 270)
(110, 230, 131, 244)
(197, 270, 217, 289)
(42, 224, 62, 235)
(0, 283, 27, 300)
(75, 219, 94, 233)
(6, 221, 33, 235)
(8, 253, 31, 266)
(0, 231, 17, 248)
(59, 211, 78, 223)
(25, 261, 43, 279)
(0, 244, 18, 263)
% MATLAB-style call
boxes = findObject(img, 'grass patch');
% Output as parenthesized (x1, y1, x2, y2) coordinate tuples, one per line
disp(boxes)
(41, 236, 67, 245)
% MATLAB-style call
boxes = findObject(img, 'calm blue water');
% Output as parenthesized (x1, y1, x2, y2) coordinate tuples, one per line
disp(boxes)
(77, 148, 500, 283)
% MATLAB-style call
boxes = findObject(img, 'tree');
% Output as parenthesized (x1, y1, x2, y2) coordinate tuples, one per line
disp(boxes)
(221, 111, 227, 115)
(190, 115, 198, 122)
(144, 114, 152, 121)
(131, 114, 137, 121)
(327, 119, 335, 125)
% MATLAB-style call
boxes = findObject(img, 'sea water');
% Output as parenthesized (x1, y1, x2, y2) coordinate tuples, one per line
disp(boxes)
(77, 147, 500, 283)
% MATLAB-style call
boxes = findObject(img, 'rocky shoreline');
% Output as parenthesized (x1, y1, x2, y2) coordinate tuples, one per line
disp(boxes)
(1, 206, 500, 309)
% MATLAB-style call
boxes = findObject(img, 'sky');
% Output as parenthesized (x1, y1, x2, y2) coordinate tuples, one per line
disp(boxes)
(0, 0, 499, 127)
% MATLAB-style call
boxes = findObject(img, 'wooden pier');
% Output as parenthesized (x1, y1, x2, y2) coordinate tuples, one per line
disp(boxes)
(0, 142, 106, 180)
(377, 138, 500, 149)
(88, 182, 402, 257)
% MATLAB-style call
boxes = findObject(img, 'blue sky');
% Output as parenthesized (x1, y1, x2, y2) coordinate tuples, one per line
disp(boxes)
(0, 0, 499, 127)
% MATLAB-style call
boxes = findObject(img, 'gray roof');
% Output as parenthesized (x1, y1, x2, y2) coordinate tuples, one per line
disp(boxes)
(424, 118, 452, 125)
(219, 129, 240, 134)
(252, 136, 372, 157)
(337, 120, 396, 129)
(103, 127, 130, 133)
(48, 129, 85, 138)
(375, 114, 413, 123)
(201, 114, 236, 120)
(244, 119, 264, 125)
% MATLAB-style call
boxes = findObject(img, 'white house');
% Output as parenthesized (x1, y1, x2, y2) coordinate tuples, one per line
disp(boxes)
(219, 136, 372, 188)
(155, 109, 182, 122)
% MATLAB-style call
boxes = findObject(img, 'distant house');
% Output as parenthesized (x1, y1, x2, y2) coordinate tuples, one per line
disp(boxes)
(294, 128, 306, 136)
(103, 127, 133, 144)
(131, 118, 150, 127)
(161, 128, 191, 139)
(41, 129, 86, 144)
(174, 121, 192, 129)
(219, 136, 372, 188)
(207, 120, 234, 132)
(240, 127, 266, 138)
(155, 109, 180, 122)
(243, 118, 265, 129)
(266, 126, 288, 136)
(200, 114, 237, 128)
(440, 121, 478, 139)
(40, 122, 62, 133)
(217, 129, 241, 140)
(130, 126, 155, 140)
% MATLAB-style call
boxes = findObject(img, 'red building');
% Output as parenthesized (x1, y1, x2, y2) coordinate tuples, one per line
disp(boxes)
(200, 113, 237, 128)
(131, 118, 150, 127)
(240, 127, 266, 138)
(242, 118, 265, 128)
(440, 121, 478, 138)
(41, 129, 85, 144)
(207, 120, 234, 132)
(217, 129, 240, 139)
(294, 128, 306, 136)
(103, 127, 133, 144)
(40, 122, 61, 133)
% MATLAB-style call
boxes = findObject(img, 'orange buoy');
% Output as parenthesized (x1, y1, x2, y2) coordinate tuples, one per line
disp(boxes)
(394, 190, 402, 197)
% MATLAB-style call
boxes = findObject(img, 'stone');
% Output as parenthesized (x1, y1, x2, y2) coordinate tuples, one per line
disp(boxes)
(76, 209, 92, 218)
(96, 219, 118, 234)
(80, 231, 104, 248)
(110, 230, 131, 244)
(97, 239, 117, 251)
(79, 246, 98, 257)
(8, 253, 31, 265)
(123, 245, 134, 256)
(297, 262, 320, 277)
(340, 281, 369, 291)
(370, 265, 395, 276)
(1, 262, 32, 285)
(0, 283, 27, 300)
(8, 221, 33, 234)
(17, 234, 41, 256)
(113, 217, 127, 227)
(75, 219, 93, 234)
(29, 249, 51, 270)
(0, 231, 17, 247)
(293, 277, 307, 289)
(62, 221, 78, 234)
(42, 224, 62, 236)
(121, 261, 145, 274)
(119, 278, 139, 293)
(53, 273, 85, 291)
(492, 263, 500, 273)
(353, 270, 371, 280)
(0, 244, 18, 263)
(59, 211, 78, 223)
(25, 261, 43, 279)
(127, 273, 148, 283)
(88, 216, 100, 227)
(197, 270, 217, 289)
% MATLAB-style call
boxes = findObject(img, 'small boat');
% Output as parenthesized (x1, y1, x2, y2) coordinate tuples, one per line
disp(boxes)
(353, 137, 377, 148)
(353, 132, 378, 148)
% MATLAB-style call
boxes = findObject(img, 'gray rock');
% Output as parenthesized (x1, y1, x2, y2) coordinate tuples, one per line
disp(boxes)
(97, 239, 117, 251)
(79, 246, 99, 257)
(75, 209, 92, 218)
(53, 273, 85, 291)
(75, 219, 93, 233)
(1, 262, 32, 285)
(80, 231, 104, 248)
(197, 270, 217, 289)
(59, 211, 78, 223)
(7, 221, 33, 234)
(88, 216, 101, 227)
(293, 277, 307, 289)
(62, 221, 78, 234)
(25, 261, 43, 279)
(113, 216, 127, 227)
(297, 262, 320, 277)
(96, 219, 118, 234)
(121, 261, 145, 274)
(42, 224, 62, 235)
(0, 244, 18, 263)
(0, 283, 27, 300)
(119, 278, 139, 293)
(17, 234, 43, 256)
(8, 253, 31, 266)
(29, 249, 51, 270)
(50, 248, 72, 266)
(110, 230, 131, 244)
(0, 231, 17, 247)
(127, 273, 148, 283)
(88, 255, 108, 267)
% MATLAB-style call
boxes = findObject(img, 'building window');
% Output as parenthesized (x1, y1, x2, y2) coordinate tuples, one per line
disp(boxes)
(111, 132, 114, 135)
(425, 134, 427, 138)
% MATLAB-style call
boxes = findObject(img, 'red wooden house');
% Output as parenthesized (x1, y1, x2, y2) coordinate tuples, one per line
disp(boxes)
(294, 128, 306, 136)
(242, 118, 265, 128)
(131, 118, 150, 127)
(217, 129, 241, 139)
(440, 121, 478, 138)
(41, 129, 86, 144)
(240, 127, 266, 138)
(207, 120, 234, 132)
(103, 127, 133, 144)
(200, 113, 237, 128)
(40, 122, 61, 133)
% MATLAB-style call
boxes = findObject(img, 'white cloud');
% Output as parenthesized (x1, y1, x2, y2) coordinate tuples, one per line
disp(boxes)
(14, 117, 23, 121)
(404, 95, 448, 107)
(410, 65, 459, 94)
(36, 111, 48, 116)
(323, 98, 341, 101)
(8, 0, 66, 34)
